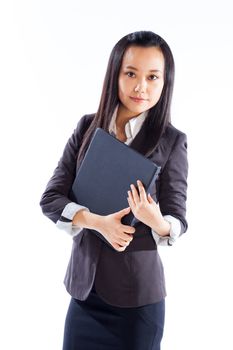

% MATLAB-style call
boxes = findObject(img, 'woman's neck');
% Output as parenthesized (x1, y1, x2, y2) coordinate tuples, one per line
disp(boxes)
(116, 104, 140, 130)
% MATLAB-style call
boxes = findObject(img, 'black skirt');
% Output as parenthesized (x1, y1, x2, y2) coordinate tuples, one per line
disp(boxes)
(62, 284, 165, 350)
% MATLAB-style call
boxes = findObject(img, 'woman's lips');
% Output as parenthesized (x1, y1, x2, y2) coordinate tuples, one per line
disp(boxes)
(130, 97, 147, 103)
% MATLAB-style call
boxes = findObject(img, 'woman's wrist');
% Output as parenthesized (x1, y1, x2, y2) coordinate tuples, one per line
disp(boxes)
(72, 209, 103, 231)
(151, 218, 171, 237)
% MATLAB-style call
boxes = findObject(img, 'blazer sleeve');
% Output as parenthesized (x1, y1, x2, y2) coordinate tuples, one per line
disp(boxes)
(158, 131, 188, 235)
(39, 115, 90, 224)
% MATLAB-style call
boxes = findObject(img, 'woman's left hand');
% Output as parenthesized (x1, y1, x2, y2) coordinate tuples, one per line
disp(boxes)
(127, 179, 166, 232)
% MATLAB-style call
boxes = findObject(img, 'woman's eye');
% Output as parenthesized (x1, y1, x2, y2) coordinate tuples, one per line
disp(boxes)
(149, 75, 158, 80)
(126, 72, 135, 77)
(125, 72, 158, 80)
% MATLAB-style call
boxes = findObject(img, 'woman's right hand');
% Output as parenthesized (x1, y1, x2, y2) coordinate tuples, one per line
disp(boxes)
(97, 207, 136, 252)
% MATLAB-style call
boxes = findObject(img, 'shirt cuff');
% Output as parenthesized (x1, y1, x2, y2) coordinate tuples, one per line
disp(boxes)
(151, 215, 181, 246)
(56, 202, 90, 237)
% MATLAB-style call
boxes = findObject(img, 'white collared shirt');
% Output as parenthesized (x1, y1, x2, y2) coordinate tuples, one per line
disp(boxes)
(56, 104, 181, 246)
(108, 103, 148, 145)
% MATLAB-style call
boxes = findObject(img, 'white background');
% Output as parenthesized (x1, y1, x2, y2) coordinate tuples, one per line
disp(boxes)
(0, 0, 233, 349)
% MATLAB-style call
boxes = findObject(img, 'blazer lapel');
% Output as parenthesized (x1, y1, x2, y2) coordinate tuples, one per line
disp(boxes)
(129, 122, 156, 159)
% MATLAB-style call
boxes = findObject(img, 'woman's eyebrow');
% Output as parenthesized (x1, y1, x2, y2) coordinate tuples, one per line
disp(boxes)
(125, 65, 162, 73)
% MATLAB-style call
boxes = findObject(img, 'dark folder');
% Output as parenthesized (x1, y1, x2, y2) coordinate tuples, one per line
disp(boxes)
(70, 127, 161, 247)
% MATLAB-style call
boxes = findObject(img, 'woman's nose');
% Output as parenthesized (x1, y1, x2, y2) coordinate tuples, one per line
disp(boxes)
(134, 80, 147, 93)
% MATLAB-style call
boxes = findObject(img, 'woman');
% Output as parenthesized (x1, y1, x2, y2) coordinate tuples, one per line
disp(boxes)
(40, 30, 188, 350)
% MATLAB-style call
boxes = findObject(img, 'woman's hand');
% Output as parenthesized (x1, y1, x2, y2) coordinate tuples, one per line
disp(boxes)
(127, 179, 170, 236)
(97, 207, 136, 252)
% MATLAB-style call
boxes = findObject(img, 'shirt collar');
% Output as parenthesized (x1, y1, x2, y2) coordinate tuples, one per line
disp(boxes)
(109, 103, 148, 141)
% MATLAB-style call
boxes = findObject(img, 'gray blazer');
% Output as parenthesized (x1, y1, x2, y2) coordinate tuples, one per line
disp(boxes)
(40, 113, 188, 307)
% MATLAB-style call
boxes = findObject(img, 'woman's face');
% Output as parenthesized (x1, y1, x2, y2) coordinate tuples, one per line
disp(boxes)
(118, 45, 165, 118)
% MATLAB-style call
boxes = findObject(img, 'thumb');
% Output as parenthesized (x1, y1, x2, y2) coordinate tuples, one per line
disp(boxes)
(117, 206, 131, 217)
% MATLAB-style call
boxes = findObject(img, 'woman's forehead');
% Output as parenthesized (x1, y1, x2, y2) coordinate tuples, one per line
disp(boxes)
(121, 46, 165, 72)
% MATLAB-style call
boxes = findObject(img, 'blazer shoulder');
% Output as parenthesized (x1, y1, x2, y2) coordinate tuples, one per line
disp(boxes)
(77, 113, 95, 129)
(162, 123, 187, 149)
(83, 112, 96, 122)
(165, 122, 187, 139)
(72, 113, 95, 140)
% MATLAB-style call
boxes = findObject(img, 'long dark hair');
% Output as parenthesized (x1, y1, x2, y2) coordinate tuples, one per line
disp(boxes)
(77, 30, 175, 165)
